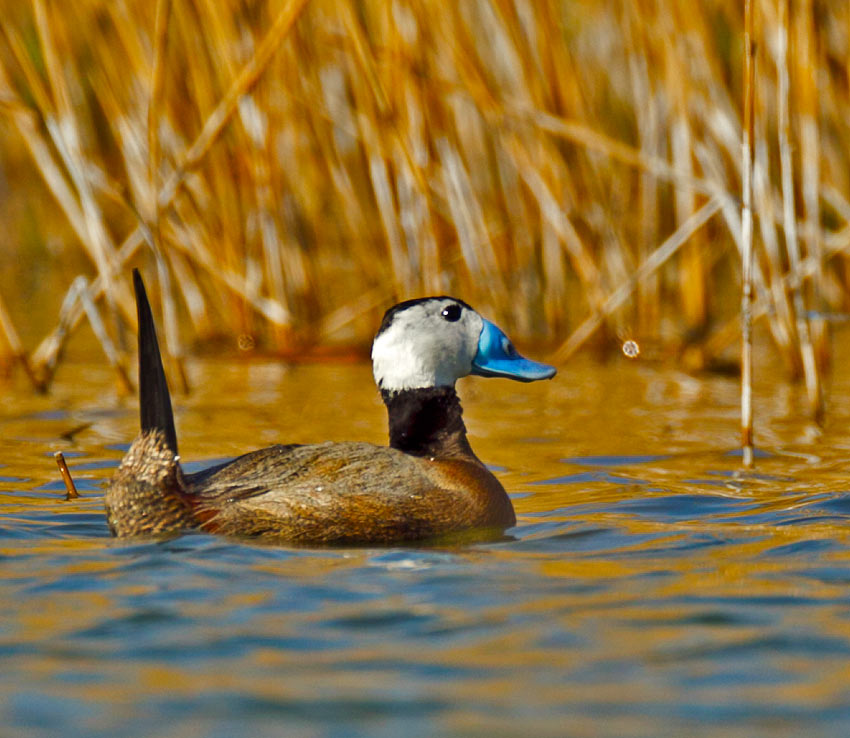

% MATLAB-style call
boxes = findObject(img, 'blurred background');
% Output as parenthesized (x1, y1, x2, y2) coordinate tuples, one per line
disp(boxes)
(0, 0, 847, 398)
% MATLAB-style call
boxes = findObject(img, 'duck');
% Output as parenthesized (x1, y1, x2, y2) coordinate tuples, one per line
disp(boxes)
(105, 269, 556, 545)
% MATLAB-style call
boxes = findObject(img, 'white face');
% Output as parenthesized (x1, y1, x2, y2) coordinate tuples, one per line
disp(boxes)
(371, 298, 484, 391)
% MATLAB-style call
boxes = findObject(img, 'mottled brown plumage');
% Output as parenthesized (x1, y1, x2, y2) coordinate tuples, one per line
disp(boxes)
(105, 430, 195, 537)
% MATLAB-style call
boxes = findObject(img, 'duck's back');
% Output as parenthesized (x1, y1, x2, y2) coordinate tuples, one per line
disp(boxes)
(187, 441, 515, 544)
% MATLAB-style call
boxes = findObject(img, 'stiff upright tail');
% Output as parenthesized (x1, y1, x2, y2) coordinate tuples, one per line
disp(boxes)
(133, 268, 178, 455)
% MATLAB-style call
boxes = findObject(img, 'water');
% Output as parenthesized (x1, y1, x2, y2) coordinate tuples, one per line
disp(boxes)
(3, 353, 850, 737)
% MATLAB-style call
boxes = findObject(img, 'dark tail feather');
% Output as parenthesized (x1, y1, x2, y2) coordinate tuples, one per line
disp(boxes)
(133, 269, 178, 455)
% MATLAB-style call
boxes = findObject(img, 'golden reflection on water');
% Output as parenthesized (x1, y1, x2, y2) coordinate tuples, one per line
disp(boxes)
(3, 346, 850, 736)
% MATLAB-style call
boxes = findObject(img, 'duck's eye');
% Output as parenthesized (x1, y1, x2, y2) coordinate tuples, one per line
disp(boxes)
(441, 304, 462, 322)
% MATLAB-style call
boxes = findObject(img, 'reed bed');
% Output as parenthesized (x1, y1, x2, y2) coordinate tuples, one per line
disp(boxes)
(0, 0, 848, 425)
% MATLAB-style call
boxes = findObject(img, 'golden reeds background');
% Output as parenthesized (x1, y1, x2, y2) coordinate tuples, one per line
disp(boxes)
(0, 0, 848, 411)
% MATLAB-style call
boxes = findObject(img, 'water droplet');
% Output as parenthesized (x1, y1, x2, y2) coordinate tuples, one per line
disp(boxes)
(622, 340, 640, 359)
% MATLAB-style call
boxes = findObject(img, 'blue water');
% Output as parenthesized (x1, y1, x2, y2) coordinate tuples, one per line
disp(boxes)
(2, 359, 850, 737)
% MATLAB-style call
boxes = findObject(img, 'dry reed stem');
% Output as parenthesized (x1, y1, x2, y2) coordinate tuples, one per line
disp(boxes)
(0, 287, 43, 391)
(741, 0, 755, 468)
(54, 451, 79, 500)
(823, 187, 850, 225)
(0, 288, 22, 359)
(147, 0, 171, 214)
(752, 108, 797, 370)
(695, 139, 790, 360)
(777, 0, 823, 424)
(153, 248, 189, 394)
(666, 24, 706, 334)
(166, 249, 210, 335)
(796, 0, 828, 371)
(77, 276, 134, 394)
(626, 23, 662, 334)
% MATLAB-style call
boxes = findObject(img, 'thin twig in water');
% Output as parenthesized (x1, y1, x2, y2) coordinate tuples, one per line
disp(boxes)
(54, 451, 80, 500)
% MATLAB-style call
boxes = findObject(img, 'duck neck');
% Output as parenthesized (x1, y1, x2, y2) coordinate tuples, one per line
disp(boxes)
(382, 386, 475, 459)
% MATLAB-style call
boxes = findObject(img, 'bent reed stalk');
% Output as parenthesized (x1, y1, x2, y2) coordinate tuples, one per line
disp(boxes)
(0, 0, 845, 433)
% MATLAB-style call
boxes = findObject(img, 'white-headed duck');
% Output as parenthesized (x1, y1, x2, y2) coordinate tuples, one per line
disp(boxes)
(105, 270, 556, 544)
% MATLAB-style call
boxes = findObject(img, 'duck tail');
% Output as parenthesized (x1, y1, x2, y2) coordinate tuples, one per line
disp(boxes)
(133, 268, 178, 456)
(104, 271, 194, 537)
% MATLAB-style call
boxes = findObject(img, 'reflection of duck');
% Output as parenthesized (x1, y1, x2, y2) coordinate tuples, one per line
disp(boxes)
(106, 270, 556, 544)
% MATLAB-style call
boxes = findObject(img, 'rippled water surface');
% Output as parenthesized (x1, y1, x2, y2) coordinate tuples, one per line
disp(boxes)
(3, 352, 850, 737)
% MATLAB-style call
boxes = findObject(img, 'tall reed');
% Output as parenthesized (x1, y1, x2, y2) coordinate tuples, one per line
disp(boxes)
(741, 0, 755, 467)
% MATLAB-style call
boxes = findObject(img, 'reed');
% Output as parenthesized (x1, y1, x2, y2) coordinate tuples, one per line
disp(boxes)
(741, 0, 755, 467)
(0, 0, 846, 425)
(775, 0, 822, 424)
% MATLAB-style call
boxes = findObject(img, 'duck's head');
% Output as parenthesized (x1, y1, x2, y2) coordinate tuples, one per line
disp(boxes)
(372, 297, 556, 392)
